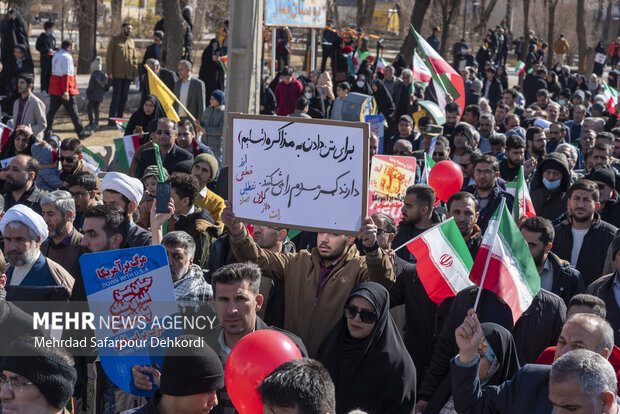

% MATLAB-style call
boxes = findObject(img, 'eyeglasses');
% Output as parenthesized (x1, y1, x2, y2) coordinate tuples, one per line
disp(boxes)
(60, 156, 75, 163)
(376, 228, 393, 235)
(344, 304, 377, 324)
(156, 129, 173, 136)
(474, 169, 496, 176)
(0, 374, 33, 393)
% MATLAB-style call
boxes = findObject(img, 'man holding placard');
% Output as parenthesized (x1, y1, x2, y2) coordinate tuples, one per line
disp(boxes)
(221, 201, 394, 357)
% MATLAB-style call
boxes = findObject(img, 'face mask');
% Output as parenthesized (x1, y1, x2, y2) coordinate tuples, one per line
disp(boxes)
(304, 92, 312, 99)
(559, 99, 567, 106)
(50, 30, 55, 35)
(356, 81, 365, 87)
(543, 177, 562, 191)
(461, 48, 467, 54)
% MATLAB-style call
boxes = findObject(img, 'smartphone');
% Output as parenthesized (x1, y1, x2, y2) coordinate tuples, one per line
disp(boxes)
(155, 182, 171, 213)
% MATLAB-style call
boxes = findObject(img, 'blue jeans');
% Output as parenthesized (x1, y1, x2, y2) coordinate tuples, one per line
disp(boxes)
(108, 78, 131, 119)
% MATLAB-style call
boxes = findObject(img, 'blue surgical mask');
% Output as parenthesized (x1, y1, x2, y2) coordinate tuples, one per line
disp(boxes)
(543, 177, 561, 191)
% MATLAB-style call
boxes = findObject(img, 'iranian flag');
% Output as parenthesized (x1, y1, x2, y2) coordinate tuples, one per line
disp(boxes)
(376, 57, 389, 73)
(114, 134, 141, 170)
(420, 152, 436, 184)
(469, 199, 541, 324)
(110, 117, 129, 133)
(602, 82, 617, 114)
(513, 166, 536, 223)
(515, 60, 525, 75)
(405, 218, 475, 303)
(411, 25, 465, 112)
(0, 122, 13, 149)
(353, 50, 370, 72)
(413, 50, 432, 83)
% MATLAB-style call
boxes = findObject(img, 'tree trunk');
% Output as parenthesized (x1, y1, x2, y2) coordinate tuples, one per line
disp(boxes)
(503, 0, 513, 34)
(193, 0, 208, 43)
(519, 0, 531, 87)
(111, 0, 123, 31)
(162, 1, 185, 70)
(603, 0, 613, 44)
(356, 0, 377, 30)
(577, 0, 587, 73)
(76, 0, 95, 74)
(546, 0, 559, 69)
(439, 0, 463, 57)
(399, 0, 433, 63)
(473, 0, 499, 36)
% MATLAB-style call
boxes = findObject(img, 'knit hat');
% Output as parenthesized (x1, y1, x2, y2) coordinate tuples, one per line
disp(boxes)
(193, 153, 219, 182)
(506, 126, 526, 142)
(560, 88, 572, 99)
(542, 158, 565, 174)
(591, 102, 605, 113)
(572, 90, 585, 103)
(141, 164, 168, 182)
(611, 229, 620, 261)
(588, 164, 616, 189)
(160, 335, 224, 396)
(0, 338, 77, 409)
(91, 56, 102, 72)
(211, 90, 225, 105)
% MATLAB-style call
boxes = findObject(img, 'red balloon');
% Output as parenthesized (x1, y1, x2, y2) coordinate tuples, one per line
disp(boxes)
(428, 160, 463, 202)
(225, 330, 303, 414)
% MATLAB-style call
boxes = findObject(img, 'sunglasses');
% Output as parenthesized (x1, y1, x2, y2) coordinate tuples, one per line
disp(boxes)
(344, 304, 377, 324)
(376, 228, 393, 235)
(60, 156, 75, 163)
(156, 129, 173, 136)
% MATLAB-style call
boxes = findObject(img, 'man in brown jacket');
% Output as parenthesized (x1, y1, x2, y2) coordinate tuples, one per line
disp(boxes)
(12, 73, 47, 139)
(106, 22, 138, 123)
(221, 201, 395, 357)
(59, 138, 100, 188)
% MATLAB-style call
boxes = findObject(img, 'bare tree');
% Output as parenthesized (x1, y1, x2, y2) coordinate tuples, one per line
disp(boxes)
(546, 0, 561, 68)
(577, 0, 587, 73)
(472, 0, 499, 36)
(503, 0, 513, 33)
(192, 0, 208, 42)
(518, 0, 532, 86)
(602, 0, 614, 44)
(111, 0, 123, 30)
(162, 0, 185, 70)
(75, 0, 94, 74)
(438, 0, 463, 57)
(399, 0, 433, 62)
(356, 0, 377, 30)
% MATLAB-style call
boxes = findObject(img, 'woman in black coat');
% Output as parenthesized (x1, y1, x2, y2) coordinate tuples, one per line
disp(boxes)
(351, 74, 373, 96)
(317, 282, 416, 414)
(125, 94, 166, 139)
(199, 39, 225, 98)
(302, 82, 326, 118)
(371, 79, 395, 132)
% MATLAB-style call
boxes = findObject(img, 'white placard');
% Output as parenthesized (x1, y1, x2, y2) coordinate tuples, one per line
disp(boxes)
(228, 114, 369, 235)
(265, 0, 327, 28)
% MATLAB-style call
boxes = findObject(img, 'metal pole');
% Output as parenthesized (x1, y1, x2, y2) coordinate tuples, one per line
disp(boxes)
(271, 27, 276, 76)
(463, 0, 467, 39)
(310, 28, 316, 71)
(93, 0, 98, 60)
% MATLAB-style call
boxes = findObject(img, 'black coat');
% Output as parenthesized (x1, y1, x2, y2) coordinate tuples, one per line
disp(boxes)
(127, 223, 152, 248)
(135, 144, 194, 179)
(0, 291, 45, 351)
(452, 359, 552, 414)
(418, 286, 565, 402)
(463, 183, 514, 234)
(546, 252, 585, 306)
(587, 271, 620, 345)
(392, 211, 443, 262)
(199, 39, 225, 98)
(552, 213, 618, 287)
(524, 75, 547, 106)
(483, 77, 503, 109)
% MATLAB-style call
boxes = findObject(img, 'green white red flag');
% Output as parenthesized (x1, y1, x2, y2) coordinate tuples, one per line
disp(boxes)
(114, 134, 141, 170)
(513, 166, 536, 223)
(469, 199, 541, 324)
(410, 25, 465, 112)
(404, 218, 475, 304)
(515, 60, 525, 75)
(376, 57, 390, 73)
(353, 50, 370, 72)
(413, 50, 432, 84)
(602, 82, 618, 114)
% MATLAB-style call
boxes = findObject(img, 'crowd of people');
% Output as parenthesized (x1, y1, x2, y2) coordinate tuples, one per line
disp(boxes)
(2, 7, 620, 414)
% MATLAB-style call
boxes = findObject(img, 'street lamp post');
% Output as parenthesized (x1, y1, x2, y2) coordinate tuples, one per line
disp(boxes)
(463, 0, 467, 40)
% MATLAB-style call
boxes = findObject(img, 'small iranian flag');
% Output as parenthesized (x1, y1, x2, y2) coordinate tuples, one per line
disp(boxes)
(513, 166, 536, 223)
(514, 60, 525, 75)
(420, 152, 436, 184)
(470, 199, 541, 324)
(602, 82, 618, 114)
(0, 122, 13, 149)
(114, 134, 141, 170)
(110, 117, 129, 133)
(376, 57, 389, 73)
(405, 218, 474, 303)
(353, 50, 370, 72)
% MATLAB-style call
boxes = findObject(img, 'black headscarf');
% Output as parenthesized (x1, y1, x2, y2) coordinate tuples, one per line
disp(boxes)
(0, 130, 34, 160)
(303, 82, 326, 118)
(372, 79, 395, 120)
(351, 74, 373, 96)
(424, 322, 521, 414)
(199, 38, 225, 97)
(317, 282, 416, 414)
(393, 53, 407, 76)
(125, 94, 166, 136)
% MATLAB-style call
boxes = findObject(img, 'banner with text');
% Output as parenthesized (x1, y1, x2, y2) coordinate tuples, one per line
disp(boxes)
(265, 0, 326, 27)
(229, 114, 369, 235)
(365, 114, 385, 154)
(368, 155, 417, 225)
(80, 245, 181, 397)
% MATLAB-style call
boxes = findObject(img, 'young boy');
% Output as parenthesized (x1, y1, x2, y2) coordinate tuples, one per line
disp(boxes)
(386, 114, 417, 155)
(141, 165, 168, 197)
(330, 81, 350, 120)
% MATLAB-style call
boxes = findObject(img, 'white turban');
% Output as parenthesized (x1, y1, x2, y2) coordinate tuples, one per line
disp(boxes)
(101, 172, 144, 204)
(0, 204, 49, 241)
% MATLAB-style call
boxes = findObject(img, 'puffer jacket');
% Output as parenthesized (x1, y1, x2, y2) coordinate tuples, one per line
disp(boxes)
(229, 226, 394, 357)
(106, 33, 138, 79)
(530, 152, 571, 222)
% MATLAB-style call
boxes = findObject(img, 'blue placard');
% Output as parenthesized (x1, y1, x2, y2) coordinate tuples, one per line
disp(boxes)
(365, 114, 385, 154)
(265, 0, 326, 27)
(80, 245, 181, 397)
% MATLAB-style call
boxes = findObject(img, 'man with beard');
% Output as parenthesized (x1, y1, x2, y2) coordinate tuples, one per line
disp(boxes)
(221, 201, 394, 357)
(443, 102, 461, 139)
(40, 190, 83, 277)
(392, 184, 443, 262)
(459, 149, 480, 189)
(0, 204, 73, 293)
(589, 165, 620, 227)
(464, 154, 514, 233)
(547, 122, 568, 153)
(67, 173, 99, 232)
(519, 216, 584, 306)
(526, 125, 547, 162)
(565, 104, 586, 142)
(3, 155, 44, 214)
(552, 179, 618, 286)
(106, 22, 138, 122)
(59, 138, 100, 187)
(191, 153, 224, 227)
(101, 172, 151, 247)
(175, 119, 213, 158)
